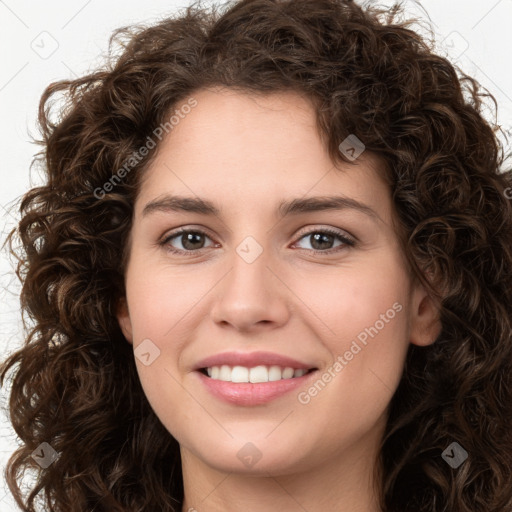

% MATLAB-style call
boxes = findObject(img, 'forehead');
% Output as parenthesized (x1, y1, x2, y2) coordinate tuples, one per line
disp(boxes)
(135, 87, 391, 222)
(158, 87, 322, 164)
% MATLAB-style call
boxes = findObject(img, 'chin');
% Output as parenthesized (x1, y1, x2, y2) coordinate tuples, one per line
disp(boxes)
(189, 435, 311, 476)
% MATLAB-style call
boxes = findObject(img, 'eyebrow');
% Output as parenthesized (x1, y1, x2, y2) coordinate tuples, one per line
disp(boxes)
(142, 194, 381, 221)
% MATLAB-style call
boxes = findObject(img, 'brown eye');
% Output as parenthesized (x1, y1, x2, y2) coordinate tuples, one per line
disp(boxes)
(159, 226, 355, 256)
(293, 228, 355, 254)
(161, 229, 215, 253)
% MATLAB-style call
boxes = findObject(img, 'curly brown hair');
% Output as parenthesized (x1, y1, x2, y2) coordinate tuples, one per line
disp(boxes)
(1, 0, 512, 510)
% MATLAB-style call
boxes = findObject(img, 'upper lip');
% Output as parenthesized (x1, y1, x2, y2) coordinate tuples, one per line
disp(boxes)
(193, 351, 317, 371)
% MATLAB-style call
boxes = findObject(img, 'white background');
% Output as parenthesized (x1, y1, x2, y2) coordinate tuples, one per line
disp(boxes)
(1, 0, 511, 509)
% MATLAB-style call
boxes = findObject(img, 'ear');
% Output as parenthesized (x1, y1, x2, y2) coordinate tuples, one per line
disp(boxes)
(116, 297, 133, 345)
(409, 279, 442, 347)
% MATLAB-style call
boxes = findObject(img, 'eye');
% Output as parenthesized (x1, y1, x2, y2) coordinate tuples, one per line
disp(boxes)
(160, 228, 217, 254)
(159, 226, 355, 255)
(292, 227, 355, 254)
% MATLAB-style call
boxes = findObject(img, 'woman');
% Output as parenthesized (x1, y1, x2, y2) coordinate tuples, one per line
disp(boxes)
(1, 0, 511, 511)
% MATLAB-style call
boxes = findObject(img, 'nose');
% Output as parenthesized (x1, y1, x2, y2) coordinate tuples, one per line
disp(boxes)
(209, 238, 290, 333)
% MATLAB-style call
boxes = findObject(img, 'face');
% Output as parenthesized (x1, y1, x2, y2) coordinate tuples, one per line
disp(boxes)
(117, 87, 440, 478)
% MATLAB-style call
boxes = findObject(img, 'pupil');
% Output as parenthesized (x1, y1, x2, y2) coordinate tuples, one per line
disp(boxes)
(312, 233, 333, 250)
(183, 232, 204, 250)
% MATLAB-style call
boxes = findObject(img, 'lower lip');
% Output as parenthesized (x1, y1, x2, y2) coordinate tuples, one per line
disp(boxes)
(195, 370, 317, 406)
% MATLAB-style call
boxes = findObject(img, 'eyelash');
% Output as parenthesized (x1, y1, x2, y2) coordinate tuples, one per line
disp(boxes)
(159, 226, 356, 256)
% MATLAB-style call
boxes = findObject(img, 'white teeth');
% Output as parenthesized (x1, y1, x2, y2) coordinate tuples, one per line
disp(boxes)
(249, 365, 268, 383)
(203, 365, 310, 383)
(219, 365, 232, 381)
(231, 366, 249, 383)
(282, 367, 294, 379)
(268, 365, 282, 382)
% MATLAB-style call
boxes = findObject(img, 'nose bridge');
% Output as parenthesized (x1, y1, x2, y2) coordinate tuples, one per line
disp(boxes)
(210, 231, 289, 330)
(226, 232, 274, 301)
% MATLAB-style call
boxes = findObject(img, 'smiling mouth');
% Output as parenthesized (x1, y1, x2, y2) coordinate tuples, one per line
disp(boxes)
(198, 365, 317, 383)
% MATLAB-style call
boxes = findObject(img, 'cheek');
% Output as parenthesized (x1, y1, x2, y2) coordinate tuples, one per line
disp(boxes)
(291, 256, 411, 401)
(122, 259, 204, 413)
(124, 258, 210, 341)
(292, 253, 410, 345)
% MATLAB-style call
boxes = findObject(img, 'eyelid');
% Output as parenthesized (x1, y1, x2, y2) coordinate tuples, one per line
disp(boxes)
(159, 225, 218, 249)
(294, 225, 356, 244)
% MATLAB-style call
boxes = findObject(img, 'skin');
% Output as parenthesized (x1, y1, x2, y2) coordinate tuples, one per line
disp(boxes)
(117, 87, 441, 512)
